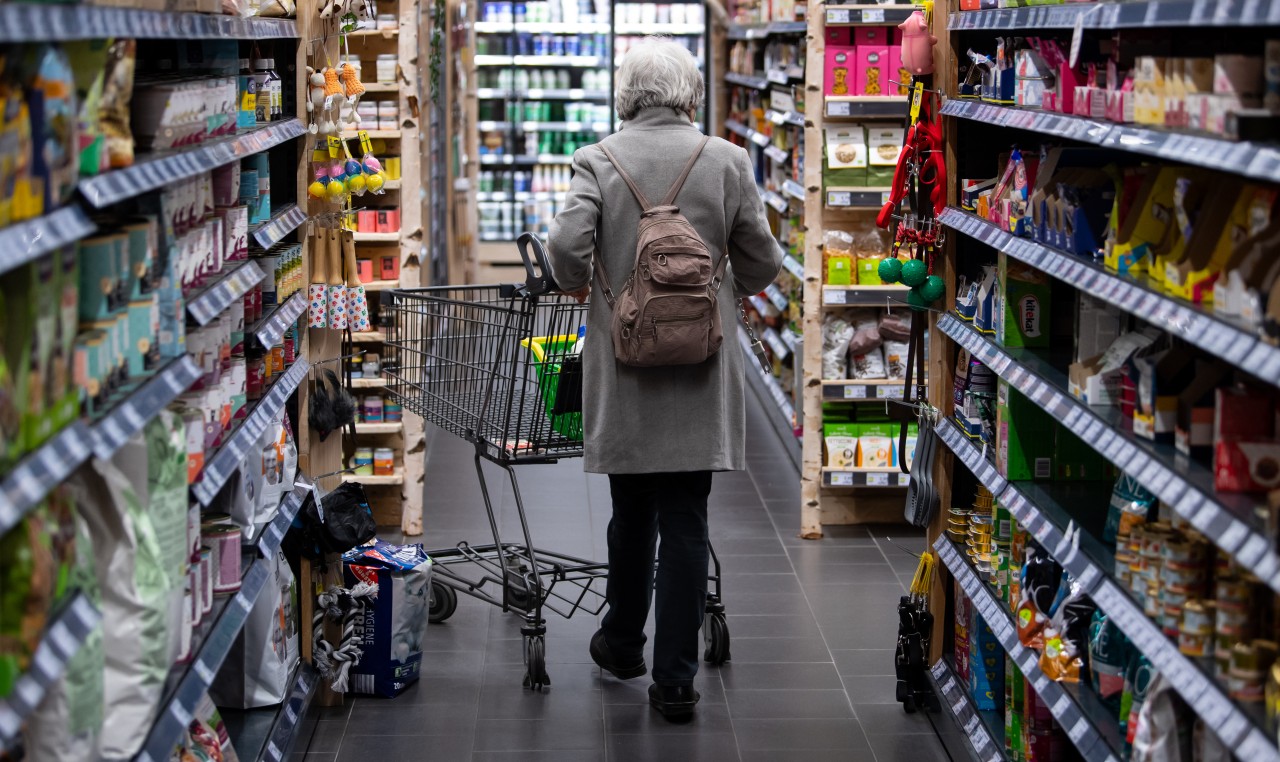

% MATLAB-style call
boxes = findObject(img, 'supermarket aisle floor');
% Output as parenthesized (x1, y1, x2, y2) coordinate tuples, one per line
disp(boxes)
(300, 398, 946, 762)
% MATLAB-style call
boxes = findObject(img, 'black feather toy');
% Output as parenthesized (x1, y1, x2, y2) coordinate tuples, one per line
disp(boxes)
(308, 369, 358, 441)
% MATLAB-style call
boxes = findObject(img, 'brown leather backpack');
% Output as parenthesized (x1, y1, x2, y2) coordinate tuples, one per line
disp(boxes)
(592, 135, 729, 367)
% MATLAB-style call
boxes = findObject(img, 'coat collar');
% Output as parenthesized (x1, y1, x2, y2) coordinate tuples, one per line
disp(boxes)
(621, 107, 699, 131)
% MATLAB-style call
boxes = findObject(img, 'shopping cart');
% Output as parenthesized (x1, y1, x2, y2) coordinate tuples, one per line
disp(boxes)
(381, 234, 730, 690)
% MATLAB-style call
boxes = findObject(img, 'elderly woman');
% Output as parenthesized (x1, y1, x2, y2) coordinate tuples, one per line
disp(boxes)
(548, 37, 781, 720)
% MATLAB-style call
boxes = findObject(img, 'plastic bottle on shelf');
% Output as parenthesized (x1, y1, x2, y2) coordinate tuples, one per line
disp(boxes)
(529, 69, 543, 90)
(514, 67, 529, 93)
(513, 1, 526, 22)
(557, 69, 571, 89)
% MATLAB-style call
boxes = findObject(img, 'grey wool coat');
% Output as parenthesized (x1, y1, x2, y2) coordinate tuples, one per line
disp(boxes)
(547, 106, 782, 474)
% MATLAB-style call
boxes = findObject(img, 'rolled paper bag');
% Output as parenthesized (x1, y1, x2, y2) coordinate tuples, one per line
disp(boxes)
(342, 230, 371, 331)
(326, 228, 348, 329)
(308, 283, 329, 328)
(308, 227, 329, 327)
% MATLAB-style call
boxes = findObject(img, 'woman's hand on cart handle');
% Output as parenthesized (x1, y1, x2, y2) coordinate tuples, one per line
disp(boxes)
(564, 285, 590, 304)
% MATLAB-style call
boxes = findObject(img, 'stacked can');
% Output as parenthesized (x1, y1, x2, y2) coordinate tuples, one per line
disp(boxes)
(1024, 684, 1067, 762)
(954, 578, 971, 685)
(968, 486, 995, 582)
(1228, 640, 1278, 704)
(1126, 523, 1171, 618)
(202, 514, 243, 595)
(946, 505, 969, 544)
(1215, 575, 1259, 679)
(1158, 531, 1211, 637)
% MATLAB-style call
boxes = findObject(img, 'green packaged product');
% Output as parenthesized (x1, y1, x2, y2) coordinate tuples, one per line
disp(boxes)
(1103, 474, 1157, 543)
(997, 380, 1055, 481)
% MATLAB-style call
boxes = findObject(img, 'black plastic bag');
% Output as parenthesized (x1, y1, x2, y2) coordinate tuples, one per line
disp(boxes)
(285, 482, 377, 559)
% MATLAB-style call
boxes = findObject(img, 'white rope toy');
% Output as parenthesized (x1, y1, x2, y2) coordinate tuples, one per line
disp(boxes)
(313, 581, 379, 692)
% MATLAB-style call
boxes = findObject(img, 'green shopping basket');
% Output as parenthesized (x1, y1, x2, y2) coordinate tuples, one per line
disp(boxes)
(521, 333, 584, 441)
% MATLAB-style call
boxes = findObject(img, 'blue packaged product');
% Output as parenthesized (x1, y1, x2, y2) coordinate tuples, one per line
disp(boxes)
(341, 540, 433, 697)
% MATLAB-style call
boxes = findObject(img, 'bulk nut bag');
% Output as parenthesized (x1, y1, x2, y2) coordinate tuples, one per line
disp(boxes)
(822, 312, 855, 379)
(65, 410, 188, 759)
(846, 309, 883, 355)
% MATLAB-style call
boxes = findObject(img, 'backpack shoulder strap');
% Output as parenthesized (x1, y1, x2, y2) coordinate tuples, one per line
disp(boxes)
(660, 135, 712, 206)
(597, 143, 654, 210)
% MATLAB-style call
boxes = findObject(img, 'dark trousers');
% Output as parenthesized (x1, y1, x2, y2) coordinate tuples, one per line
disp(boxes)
(602, 471, 712, 687)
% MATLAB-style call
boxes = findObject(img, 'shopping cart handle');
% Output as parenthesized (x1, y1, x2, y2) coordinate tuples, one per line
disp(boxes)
(516, 233, 561, 297)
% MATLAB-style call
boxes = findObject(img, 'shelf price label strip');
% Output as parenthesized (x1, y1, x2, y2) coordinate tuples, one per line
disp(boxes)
(0, 421, 93, 538)
(262, 664, 319, 762)
(938, 313, 1280, 595)
(949, 0, 1280, 30)
(782, 254, 805, 280)
(0, 5, 298, 43)
(933, 538, 1119, 762)
(782, 180, 806, 201)
(0, 594, 101, 754)
(90, 355, 203, 460)
(192, 359, 310, 507)
(940, 100, 1280, 185)
(187, 261, 267, 327)
(0, 205, 96, 277)
(79, 120, 305, 209)
(725, 72, 770, 90)
(136, 480, 309, 762)
(927, 659, 1004, 762)
(736, 326, 794, 423)
(939, 207, 1280, 388)
(251, 204, 308, 250)
(254, 291, 309, 348)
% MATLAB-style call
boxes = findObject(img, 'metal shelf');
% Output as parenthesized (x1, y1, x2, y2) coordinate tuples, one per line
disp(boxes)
(941, 100, 1280, 185)
(89, 355, 202, 460)
(727, 19, 808, 39)
(724, 72, 771, 90)
(0, 4, 298, 42)
(479, 120, 610, 133)
(821, 379, 913, 401)
(476, 191, 567, 202)
(934, 538, 1122, 762)
(937, 314, 1280, 595)
(0, 205, 96, 277)
(343, 468, 405, 485)
(249, 291, 309, 349)
(950, 0, 1280, 31)
(781, 179, 806, 201)
(136, 483, 309, 762)
(934, 416, 1278, 762)
(186, 261, 266, 326)
(0, 421, 92, 538)
(191, 359, 310, 507)
(353, 231, 400, 243)
(781, 253, 805, 280)
(79, 119, 305, 209)
(478, 154, 574, 165)
(250, 203, 307, 250)
(766, 108, 806, 128)
(0, 594, 102, 755)
(764, 144, 790, 163)
(825, 96, 911, 119)
(940, 207, 1280, 388)
(737, 325, 795, 429)
(822, 284, 908, 307)
(475, 87, 609, 100)
(473, 20, 611, 33)
(616, 22, 704, 34)
(353, 421, 403, 434)
(926, 658, 1006, 762)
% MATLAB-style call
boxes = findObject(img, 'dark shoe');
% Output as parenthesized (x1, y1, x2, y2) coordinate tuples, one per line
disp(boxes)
(590, 630, 647, 680)
(648, 683, 700, 721)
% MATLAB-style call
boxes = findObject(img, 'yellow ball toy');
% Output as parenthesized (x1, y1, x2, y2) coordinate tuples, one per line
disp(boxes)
(326, 178, 347, 202)
(308, 180, 327, 199)
(365, 171, 385, 193)
(347, 174, 367, 196)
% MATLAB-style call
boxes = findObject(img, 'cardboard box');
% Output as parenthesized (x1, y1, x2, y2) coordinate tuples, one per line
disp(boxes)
(1068, 330, 1158, 406)
(856, 46, 890, 96)
(1174, 361, 1230, 459)
(1076, 294, 1126, 364)
(854, 27, 891, 46)
(865, 123, 903, 187)
(1214, 386, 1280, 492)
(997, 379, 1055, 481)
(1132, 346, 1194, 443)
(824, 125, 867, 187)
(824, 45, 858, 96)
(997, 256, 1050, 348)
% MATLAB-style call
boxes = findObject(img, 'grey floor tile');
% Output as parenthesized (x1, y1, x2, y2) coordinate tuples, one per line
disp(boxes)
(713, 537, 789, 556)
(471, 717, 606, 752)
(867, 730, 949, 762)
(419, 649, 485, 677)
(346, 700, 476, 737)
(722, 592, 814, 617)
(300, 754, 336, 762)
(795, 563, 904, 586)
(719, 661, 844, 690)
(832, 649, 897, 677)
(601, 671, 727, 705)
(603, 701, 734, 735)
(304, 719, 347, 751)
(718, 572, 806, 595)
(732, 718, 873, 752)
(722, 614, 823, 640)
(476, 664, 601, 719)
(854, 703, 937, 735)
(740, 751, 872, 762)
(728, 637, 834, 664)
(335, 734, 471, 762)
(472, 752, 606, 762)
(816, 615, 899, 650)
(787, 545, 889, 565)
(840, 674, 902, 705)
(724, 688, 854, 719)
(607, 732, 740, 762)
(389, 675, 481, 705)
(716, 554, 795, 574)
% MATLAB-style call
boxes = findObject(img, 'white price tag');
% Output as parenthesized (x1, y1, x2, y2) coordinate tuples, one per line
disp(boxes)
(824, 289, 847, 305)
(830, 471, 854, 486)
(827, 101, 851, 117)
(861, 8, 885, 23)
(827, 8, 851, 23)
(844, 385, 867, 399)
(828, 191, 852, 207)
(964, 714, 981, 735)
(876, 385, 904, 399)
(898, 473, 910, 486)
(867, 472, 890, 487)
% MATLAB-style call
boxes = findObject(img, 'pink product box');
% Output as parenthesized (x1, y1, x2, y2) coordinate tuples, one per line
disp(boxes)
(854, 26, 891, 46)
(887, 46, 907, 95)
(1071, 87, 1107, 119)
(825, 45, 858, 96)
(857, 46, 890, 97)
(377, 209, 400, 233)
(825, 27, 850, 46)
(1105, 89, 1134, 124)
(357, 210, 379, 232)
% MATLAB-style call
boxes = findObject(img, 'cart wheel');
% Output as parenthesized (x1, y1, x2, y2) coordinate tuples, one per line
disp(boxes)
(903, 696, 917, 714)
(703, 612, 731, 665)
(523, 635, 551, 691)
(428, 580, 457, 624)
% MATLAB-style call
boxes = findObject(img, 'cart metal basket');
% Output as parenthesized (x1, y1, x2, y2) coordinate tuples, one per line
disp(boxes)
(381, 235, 729, 690)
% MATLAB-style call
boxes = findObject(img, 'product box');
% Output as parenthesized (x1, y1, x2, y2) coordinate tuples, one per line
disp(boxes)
(856, 46, 890, 96)
(1174, 361, 1230, 459)
(997, 380, 1055, 481)
(888, 45, 907, 95)
(1068, 330, 1158, 406)
(968, 609, 1003, 712)
(854, 26, 891, 46)
(1133, 56, 1168, 125)
(127, 294, 160, 377)
(825, 44, 858, 96)
(1132, 345, 1194, 443)
(865, 123, 904, 186)
(824, 125, 867, 187)
(954, 579, 971, 684)
(1075, 295, 1126, 365)
(378, 254, 400, 281)
(997, 256, 1050, 348)
(823, 422, 859, 468)
(1213, 386, 1280, 492)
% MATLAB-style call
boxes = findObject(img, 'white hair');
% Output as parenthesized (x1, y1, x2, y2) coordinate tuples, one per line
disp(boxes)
(614, 37, 705, 121)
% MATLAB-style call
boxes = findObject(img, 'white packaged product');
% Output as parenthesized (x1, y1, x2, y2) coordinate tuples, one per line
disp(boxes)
(824, 433, 858, 469)
(850, 347, 887, 379)
(210, 548, 299, 708)
(883, 341, 909, 380)
(822, 312, 855, 379)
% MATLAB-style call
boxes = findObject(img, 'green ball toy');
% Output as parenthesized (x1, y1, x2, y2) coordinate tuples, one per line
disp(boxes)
(878, 257, 903, 284)
(900, 258, 928, 287)
(918, 274, 945, 303)
(906, 288, 930, 312)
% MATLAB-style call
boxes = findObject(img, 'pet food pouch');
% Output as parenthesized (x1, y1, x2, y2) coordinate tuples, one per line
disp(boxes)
(211, 548, 298, 708)
(342, 540, 433, 697)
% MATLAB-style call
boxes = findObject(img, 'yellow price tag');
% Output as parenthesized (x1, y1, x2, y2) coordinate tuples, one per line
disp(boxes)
(312, 148, 329, 162)
(910, 82, 924, 125)
(327, 135, 340, 158)
(922, 0, 934, 27)
(358, 130, 373, 156)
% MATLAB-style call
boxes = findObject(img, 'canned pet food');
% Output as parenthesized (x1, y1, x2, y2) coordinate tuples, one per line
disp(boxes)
(384, 401, 403, 422)
(205, 524, 243, 594)
(374, 447, 395, 476)
(363, 395, 384, 422)
(353, 447, 374, 475)
(199, 547, 213, 615)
